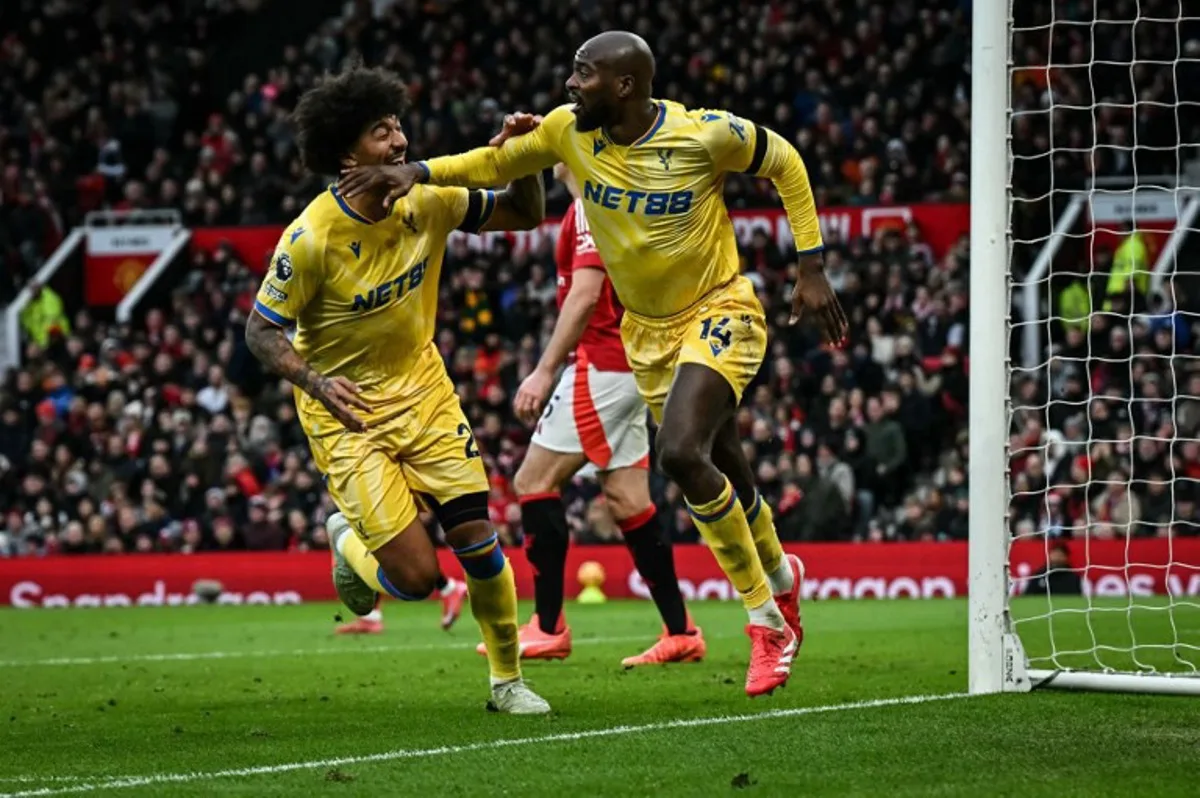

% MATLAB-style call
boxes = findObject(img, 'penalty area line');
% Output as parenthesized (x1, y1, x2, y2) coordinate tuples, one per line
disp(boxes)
(0, 693, 971, 797)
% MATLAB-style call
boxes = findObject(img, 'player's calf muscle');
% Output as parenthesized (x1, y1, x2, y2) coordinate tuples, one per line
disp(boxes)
(710, 418, 757, 504)
(444, 519, 493, 549)
(446, 519, 509, 582)
(657, 382, 734, 502)
(599, 468, 652, 520)
(656, 433, 723, 502)
(373, 519, 441, 598)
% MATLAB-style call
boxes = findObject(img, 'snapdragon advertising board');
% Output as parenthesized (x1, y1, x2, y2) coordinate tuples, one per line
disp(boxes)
(190, 203, 969, 272)
(2, 540, 1198, 608)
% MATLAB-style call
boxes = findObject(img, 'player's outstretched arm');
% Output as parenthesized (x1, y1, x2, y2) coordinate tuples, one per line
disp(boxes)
(419, 107, 564, 189)
(337, 110, 562, 211)
(245, 311, 371, 432)
(513, 267, 604, 425)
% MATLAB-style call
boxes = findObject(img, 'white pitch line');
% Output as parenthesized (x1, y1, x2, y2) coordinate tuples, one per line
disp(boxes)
(0, 693, 970, 797)
(0, 634, 657, 669)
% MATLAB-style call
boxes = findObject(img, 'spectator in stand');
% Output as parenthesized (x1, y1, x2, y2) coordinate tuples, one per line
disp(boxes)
(19, 282, 71, 348)
(864, 395, 908, 507)
(1023, 541, 1083, 596)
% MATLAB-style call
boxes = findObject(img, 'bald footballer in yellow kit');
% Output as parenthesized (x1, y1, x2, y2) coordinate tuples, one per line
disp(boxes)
(338, 31, 849, 697)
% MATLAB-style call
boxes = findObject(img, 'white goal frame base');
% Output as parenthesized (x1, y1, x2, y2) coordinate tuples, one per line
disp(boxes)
(1026, 670, 1200, 696)
(1000, 631, 1200, 696)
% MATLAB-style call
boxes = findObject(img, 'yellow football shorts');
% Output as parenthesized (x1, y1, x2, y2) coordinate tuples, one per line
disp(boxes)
(307, 372, 488, 552)
(620, 275, 768, 423)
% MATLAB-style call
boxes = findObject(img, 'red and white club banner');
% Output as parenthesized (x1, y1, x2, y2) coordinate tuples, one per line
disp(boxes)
(2, 540, 1197, 608)
(190, 203, 971, 276)
(85, 226, 176, 306)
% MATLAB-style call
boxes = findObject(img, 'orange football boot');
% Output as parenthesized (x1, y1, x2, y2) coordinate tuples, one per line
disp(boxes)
(476, 613, 572, 660)
(440, 580, 468, 630)
(621, 624, 707, 667)
(336, 617, 383, 635)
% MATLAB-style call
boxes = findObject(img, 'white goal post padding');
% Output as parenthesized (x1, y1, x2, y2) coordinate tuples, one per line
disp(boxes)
(970, 0, 1200, 695)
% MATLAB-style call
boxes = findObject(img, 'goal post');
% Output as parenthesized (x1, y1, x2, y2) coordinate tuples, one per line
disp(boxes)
(968, 0, 1022, 696)
(970, 0, 1200, 696)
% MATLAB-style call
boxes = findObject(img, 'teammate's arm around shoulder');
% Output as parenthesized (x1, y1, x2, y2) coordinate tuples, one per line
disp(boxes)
(245, 226, 371, 432)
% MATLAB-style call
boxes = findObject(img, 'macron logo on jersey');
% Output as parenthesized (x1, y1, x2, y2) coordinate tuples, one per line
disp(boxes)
(582, 181, 693, 215)
(351, 257, 428, 311)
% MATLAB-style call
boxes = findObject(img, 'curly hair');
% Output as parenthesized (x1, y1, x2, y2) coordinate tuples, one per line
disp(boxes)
(291, 66, 410, 177)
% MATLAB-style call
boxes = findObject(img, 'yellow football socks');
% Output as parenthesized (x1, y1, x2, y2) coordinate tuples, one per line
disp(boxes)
(745, 492, 794, 595)
(466, 559, 521, 683)
(336, 528, 389, 595)
(687, 479, 773, 611)
(456, 535, 521, 684)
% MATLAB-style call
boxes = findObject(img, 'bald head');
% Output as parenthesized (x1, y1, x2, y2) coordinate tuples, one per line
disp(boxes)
(567, 31, 658, 134)
(576, 31, 655, 94)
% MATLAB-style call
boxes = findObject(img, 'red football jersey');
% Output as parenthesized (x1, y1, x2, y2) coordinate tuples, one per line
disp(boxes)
(554, 199, 629, 372)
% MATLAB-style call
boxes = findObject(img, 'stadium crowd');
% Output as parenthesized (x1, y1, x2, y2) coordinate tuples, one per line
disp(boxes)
(1, 0, 1198, 556)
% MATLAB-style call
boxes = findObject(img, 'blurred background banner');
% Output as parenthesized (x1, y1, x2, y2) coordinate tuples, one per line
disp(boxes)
(3, 539, 1196, 608)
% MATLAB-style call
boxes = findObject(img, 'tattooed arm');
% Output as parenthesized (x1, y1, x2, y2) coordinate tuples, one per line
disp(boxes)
(245, 310, 370, 432)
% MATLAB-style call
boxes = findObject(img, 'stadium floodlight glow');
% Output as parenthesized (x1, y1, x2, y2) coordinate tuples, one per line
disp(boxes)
(969, 0, 1200, 696)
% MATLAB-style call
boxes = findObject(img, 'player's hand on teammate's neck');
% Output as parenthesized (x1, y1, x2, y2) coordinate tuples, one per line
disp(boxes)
(341, 122, 408, 222)
(339, 158, 393, 223)
(344, 183, 391, 223)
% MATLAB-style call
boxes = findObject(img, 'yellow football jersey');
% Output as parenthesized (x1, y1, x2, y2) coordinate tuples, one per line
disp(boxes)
(421, 100, 823, 318)
(253, 184, 496, 433)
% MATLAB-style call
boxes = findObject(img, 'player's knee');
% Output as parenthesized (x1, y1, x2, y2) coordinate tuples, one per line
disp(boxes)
(378, 563, 438, 601)
(446, 520, 508, 581)
(655, 433, 703, 483)
(512, 461, 555, 497)
(407, 572, 439, 600)
(603, 484, 649, 522)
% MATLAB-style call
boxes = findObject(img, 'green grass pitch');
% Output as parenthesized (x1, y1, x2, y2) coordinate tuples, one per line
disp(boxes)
(1, 598, 1198, 797)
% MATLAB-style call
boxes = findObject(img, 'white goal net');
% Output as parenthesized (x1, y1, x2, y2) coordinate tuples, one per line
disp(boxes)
(986, 0, 1200, 694)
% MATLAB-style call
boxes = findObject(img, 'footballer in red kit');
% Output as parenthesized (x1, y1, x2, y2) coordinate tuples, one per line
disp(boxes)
(551, 199, 628, 374)
(490, 164, 706, 666)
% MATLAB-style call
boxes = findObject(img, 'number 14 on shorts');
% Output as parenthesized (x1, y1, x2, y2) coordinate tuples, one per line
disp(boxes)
(699, 316, 732, 356)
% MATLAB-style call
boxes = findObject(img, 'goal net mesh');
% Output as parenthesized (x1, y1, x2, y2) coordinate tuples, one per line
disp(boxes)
(1007, 0, 1200, 681)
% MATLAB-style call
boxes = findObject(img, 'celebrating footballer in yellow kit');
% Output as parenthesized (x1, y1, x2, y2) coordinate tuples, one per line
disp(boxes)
(339, 32, 849, 697)
(244, 66, 552, 714)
